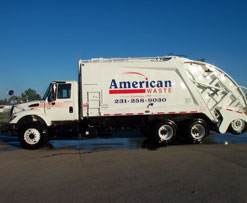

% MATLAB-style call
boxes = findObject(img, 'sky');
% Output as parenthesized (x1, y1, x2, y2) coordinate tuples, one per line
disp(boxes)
(0, 0, 246, 99)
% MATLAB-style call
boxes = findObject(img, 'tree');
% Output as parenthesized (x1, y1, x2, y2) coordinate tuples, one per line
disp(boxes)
(198, 58, 205, 62)
(21, 89, 41, 102)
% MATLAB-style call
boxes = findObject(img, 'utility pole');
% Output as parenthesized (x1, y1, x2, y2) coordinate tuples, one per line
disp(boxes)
(6, 89, 8, 103)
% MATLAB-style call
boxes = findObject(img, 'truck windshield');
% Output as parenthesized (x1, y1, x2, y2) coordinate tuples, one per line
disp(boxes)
(42, 84, 51, 100)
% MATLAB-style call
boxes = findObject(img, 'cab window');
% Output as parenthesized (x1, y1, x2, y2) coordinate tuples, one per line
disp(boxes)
(57, 84, 71, 99)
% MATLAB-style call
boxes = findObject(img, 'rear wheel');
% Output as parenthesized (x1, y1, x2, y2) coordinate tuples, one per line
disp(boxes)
(154, 120, 177, 144)
(228, 119, 246, 134)
(19, 123, 48, 150)
(186, 119, 209, 143)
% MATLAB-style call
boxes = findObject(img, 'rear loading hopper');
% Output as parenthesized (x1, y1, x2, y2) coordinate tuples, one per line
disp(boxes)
(184, 59, 247, 134)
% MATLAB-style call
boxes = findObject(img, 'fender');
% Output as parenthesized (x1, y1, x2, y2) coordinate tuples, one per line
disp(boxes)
(10, 110, 52, 127)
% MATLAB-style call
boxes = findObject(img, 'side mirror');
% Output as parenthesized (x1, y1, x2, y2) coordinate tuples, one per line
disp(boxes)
(48, 83, 57, 103)
(52, 83, 57, 95)
(48, 93, 56, 103)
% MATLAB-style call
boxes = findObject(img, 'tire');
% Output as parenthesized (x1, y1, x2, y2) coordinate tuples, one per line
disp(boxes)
(186, 119, 209, 143)
(19, 123, 48, 150)
(154, 120, 177, 144)
(228, 119, 246, 134)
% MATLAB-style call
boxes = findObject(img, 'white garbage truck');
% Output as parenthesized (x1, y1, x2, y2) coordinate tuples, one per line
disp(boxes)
(8, 56, 247, 149)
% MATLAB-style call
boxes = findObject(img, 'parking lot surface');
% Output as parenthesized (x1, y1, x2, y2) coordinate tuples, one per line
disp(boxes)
(0, 133, 247, 202)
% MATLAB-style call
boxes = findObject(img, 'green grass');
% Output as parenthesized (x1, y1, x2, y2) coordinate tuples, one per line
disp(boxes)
(0, 112, 10, 124)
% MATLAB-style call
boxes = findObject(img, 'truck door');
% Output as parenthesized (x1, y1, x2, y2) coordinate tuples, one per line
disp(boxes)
(45, 82, 76, 121)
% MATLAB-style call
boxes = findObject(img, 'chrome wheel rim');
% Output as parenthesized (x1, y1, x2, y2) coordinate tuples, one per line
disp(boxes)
(24, 128, 41, 145)
(158, 125, 174, 141)
(231, 119, 245, 132)
(191, 124, 205, 140)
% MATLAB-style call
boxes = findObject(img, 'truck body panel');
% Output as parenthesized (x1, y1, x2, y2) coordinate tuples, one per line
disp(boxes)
(79, 57, 213, 119)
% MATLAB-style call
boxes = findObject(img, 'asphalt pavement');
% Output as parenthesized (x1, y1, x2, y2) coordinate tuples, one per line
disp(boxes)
(0, 134, 247, 203)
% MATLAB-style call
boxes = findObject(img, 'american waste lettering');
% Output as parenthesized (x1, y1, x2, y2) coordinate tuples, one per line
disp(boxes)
(109, 72, 172, 94)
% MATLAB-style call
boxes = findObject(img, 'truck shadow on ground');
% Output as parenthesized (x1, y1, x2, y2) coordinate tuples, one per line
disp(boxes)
(1, 129, 247, 151)
(0, 132, 189, 151)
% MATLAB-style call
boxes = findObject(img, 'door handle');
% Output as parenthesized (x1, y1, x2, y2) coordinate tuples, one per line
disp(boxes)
(69, 106, 73, 113)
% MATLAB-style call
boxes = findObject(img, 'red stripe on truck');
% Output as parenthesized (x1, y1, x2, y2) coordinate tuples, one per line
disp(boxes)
(109, 89, 146, 94)
(103, 111, 200, 116)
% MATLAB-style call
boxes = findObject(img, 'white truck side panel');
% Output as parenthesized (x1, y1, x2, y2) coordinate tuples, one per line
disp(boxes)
(80, 59, 206, 118)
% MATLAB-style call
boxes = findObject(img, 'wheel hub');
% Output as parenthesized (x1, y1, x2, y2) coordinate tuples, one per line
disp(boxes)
(191, 124, 205, 140)
(160, 129, 168, 135)
(192, 128, 199, 135)
(236, 121, 241, 126)
(24, 128, 41, 145)
(158, 124, 174, 141)
(231, 119, 245, 132)
(29, 134, 35, 139)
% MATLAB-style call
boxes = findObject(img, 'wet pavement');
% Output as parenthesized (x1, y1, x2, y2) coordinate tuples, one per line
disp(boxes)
(0, 129, 247, 151)
(0, 129, 247, 202)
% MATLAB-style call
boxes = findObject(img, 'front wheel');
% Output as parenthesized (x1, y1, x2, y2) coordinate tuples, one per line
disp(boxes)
(19, 123, 48, 150)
